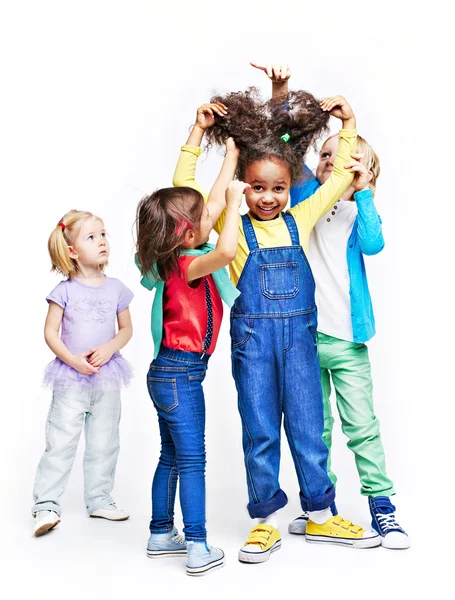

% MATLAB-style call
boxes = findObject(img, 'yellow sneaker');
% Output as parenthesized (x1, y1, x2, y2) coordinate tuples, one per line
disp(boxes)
(238, 524, 281, 563)
(306, 515, 381, 549)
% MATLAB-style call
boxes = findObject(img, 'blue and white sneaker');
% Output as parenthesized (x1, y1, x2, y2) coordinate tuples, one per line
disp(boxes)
(288, 513, 309, 534)
(147, 526, 187, 558)
(369, 496, 410, 549)
(186, 541, 225, 577)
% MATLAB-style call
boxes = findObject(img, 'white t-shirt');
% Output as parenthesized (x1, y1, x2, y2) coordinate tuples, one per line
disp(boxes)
(309, 199, 358, 342)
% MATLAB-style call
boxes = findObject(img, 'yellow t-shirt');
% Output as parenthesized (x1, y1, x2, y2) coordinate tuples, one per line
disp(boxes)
(173, 129, 357, 285)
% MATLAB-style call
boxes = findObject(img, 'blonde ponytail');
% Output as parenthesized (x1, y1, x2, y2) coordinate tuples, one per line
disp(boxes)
(48, 210, 104, 277)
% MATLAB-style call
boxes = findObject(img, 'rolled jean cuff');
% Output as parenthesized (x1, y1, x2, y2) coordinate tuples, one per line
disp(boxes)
(299, 485, 335, 512)
(31, 501, 61, 518)
(247, 489, 288, 519)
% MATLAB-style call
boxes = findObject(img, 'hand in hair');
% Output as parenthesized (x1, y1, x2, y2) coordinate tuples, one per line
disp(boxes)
(320, 96, 356, 128)
(196, 102, 228, 130)
(226, 180, 250, 209)
(250, 61, 291, 82)
(345, 153, 371, 192)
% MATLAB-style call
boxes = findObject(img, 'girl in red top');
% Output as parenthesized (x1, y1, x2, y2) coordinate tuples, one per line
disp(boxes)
(136, 103, 249, 577)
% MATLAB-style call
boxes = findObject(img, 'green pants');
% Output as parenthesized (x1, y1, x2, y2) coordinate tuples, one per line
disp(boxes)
(318, 332, 395, 497)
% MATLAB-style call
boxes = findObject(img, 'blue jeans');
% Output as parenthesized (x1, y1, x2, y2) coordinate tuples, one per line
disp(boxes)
(146, 347, 209, 542)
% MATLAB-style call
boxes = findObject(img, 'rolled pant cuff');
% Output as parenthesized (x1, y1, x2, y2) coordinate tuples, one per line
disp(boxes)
(299, 485, 336, 512)
(247, 489, 288, 519)
(31, 502, 61, 518)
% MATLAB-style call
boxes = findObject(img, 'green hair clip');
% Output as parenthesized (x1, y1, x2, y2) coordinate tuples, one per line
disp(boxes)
(280, 133, 290, 143)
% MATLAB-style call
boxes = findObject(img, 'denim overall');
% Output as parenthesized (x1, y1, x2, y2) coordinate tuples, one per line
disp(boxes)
(231, 213, 335, 518)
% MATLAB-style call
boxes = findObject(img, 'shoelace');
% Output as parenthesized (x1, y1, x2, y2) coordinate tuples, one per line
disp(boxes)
(376, 513, 401, 532)
(332, 515, 363, 534)
(171, 532, 186, 545)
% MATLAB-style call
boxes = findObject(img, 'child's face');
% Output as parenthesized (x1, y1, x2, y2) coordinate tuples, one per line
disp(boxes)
(187, 205, 212, 248)
(316, 135, 339, 184)
(243, 159, 291, 221)
(69, 217, 109, 268)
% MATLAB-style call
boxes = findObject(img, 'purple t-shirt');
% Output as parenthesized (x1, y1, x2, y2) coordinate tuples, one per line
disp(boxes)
(44, 276, 134, 392)
(47, 276, 133, 354)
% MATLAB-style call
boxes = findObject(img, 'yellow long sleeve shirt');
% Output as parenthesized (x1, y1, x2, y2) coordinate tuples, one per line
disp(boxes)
(173, 129, 357, 285)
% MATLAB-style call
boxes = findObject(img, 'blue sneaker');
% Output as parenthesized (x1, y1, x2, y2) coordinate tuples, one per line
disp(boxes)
(186, 541, 225, 577)
(288, 513, 309, 534)
(288, 501, 338, 534)
(147, 527, 187, 558)
(368, 496, 410, 549)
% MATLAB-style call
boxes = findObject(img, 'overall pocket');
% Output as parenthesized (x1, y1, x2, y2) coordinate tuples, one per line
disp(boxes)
(230, 317, 254, 349)
(260, 262, 299, 299)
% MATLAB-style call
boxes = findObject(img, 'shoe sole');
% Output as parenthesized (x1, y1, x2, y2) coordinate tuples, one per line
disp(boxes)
(89, 515, 130, 521)
(306, 534, 381, 549)
(380, 537, 411, 550)
(34, 519, 60, 537)
(147, 549, 187, 559)
(238, 539, 281, 563)
(186, 555, 225, 576)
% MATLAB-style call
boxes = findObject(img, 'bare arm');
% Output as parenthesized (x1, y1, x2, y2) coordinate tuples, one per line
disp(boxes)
(88, 308, 133, 368)
(250, 61, 291, 99)
(187, 181, 249, 282)
(207, 137, 240, 226)
(44, 302, 100, 375)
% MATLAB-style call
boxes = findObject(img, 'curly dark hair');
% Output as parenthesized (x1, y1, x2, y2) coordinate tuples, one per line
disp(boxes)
(205, 87, 330, 182)
(136, 187, 204, 282)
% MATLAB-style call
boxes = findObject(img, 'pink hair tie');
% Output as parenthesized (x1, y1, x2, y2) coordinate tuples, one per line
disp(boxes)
(58, 221, 66, 230)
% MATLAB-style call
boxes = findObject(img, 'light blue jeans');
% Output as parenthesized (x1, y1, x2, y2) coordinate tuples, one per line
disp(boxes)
(32, 389, 121, 516)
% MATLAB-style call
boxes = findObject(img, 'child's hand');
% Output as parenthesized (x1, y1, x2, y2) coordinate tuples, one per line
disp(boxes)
(320, 96, 355, 125)
(195, 103, 228, 131)
(226, 137, 240, 158)
(345, 153, 371, 192)
(250, 61, 291, 82)
(87, 343, 115, 369)
(226, 180, 250, 209)
(70, 351, 100, 375)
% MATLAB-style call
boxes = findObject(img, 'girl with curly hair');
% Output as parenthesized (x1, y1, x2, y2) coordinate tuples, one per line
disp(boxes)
(174, 88, 380, 562)
(253, 62, 409, 550)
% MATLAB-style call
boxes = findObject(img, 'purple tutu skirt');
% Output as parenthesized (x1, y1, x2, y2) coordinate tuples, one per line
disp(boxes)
(43, 352, 133, 393)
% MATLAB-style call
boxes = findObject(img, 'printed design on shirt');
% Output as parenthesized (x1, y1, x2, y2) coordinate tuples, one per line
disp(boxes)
(73, 292, 113, 324)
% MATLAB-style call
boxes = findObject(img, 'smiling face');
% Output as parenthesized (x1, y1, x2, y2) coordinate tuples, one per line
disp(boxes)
(243, 159, 291, 221)
(69, 216, 109, 269)
(316, 134, 339, 185)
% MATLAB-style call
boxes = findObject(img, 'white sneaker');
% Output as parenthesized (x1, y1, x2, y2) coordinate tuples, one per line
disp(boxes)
(33, 510, 60, 537)
(90, 503, 130, 521)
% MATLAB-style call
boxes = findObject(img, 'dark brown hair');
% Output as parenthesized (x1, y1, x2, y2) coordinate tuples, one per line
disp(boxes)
(136, 186, 204, 281)
(205, 87, 330, 182)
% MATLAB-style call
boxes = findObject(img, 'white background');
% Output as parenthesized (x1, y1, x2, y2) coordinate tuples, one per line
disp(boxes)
(1, 1, 452, 598)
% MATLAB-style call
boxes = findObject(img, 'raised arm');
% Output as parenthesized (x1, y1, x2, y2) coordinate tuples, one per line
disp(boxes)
(250, 61, 291, 100)
(349, 160, 384, 256)
(207, 137, 240, 228)
(173, 103, 228, 200)
(187, 181, 250, 282)
(291, 96, 357, 228)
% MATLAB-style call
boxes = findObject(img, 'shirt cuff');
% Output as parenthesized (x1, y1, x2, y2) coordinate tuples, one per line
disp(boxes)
(181, 145, 202, 156)
(339, 128, 357, 138)
(354, 188, 374, 204)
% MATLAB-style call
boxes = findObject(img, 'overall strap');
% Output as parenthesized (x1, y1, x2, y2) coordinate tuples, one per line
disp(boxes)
(242, 213, 259, 251)
(282, 212, 300, 246)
